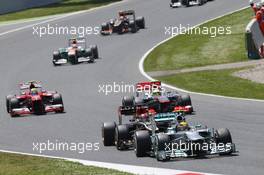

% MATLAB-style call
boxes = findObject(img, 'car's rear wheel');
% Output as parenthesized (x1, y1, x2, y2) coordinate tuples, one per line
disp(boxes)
(102, 122, 116, 146)
(136, 17, 145, 29)
(129, 20, 137, 33)
(122, 96, 135, 107)
(180, 95, 192, 106)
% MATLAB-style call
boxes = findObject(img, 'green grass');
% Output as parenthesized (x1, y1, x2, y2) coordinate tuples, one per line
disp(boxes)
(0, 0, 121, 22)
(156, 68, 264, 99)
(0, 152, 132, 175)
(144, 8, 253, 72)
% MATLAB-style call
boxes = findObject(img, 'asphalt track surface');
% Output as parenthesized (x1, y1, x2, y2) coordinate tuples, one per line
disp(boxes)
(0, 0, 263, 175)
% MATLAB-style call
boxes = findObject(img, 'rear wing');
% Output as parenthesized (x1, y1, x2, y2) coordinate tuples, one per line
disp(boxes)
(119, 10, 135, 16)
(68, 37, 87, 47)
(19, 80, 42, 90)
(119, 106, 136, 115)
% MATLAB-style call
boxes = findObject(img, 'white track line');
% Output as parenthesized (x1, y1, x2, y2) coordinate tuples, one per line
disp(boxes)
(139, 6, 264, 103)
(0, 149, 220, 175)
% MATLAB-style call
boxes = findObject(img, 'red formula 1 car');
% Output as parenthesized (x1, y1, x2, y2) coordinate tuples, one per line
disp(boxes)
(119, 81, 193, 122)
(6, 81, 64, 117)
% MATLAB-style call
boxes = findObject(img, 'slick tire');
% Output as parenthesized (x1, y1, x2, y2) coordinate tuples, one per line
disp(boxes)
(101, 22, 109, 31)
(129, 20, 137, 33)
(6, 95, 13, 113)
(216, 128, 233, 155)
(156, 134, 170, 161)
(115, 125, 129, 150)
(91, 45, 99, 59)
(122, 96, 135, 107)
(102, 122, 116, 146)
(135, 130, 150, 157)
(53, 51, 60, 61)
(180, 95, 192, 106)
(9, 98, 20, 117)
(53, 93, 64, 113)
(136, 16, 145, 29)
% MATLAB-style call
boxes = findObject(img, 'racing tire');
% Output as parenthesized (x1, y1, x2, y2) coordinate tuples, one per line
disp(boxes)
(53, 93, 64, 113)
(6, 95, 13, 113)
(84, 48, 93, 57)
(122, 96, 135, 107)
(156, 134, 170, 161)
(216, 128, 233, 155)
(180, 95, 192, 106)
(9, 98, 20, 117)
(91, 45, 99, 59)
(84, 48, 94, 63)
(53, 51, 60, 61)
(129, 20, 137, 33)
(136, 16, 145, 29)
(135, 130, 151, 157)
(52, 51, 60, 66)
(102, 122, 116, 146)
(101, 22, 109, 31)
(115, 125, 129, 150)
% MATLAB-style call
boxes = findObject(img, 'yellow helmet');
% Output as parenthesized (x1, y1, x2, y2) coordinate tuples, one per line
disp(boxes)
(31, 88, 38, 95)
(179, 121, 188, 127)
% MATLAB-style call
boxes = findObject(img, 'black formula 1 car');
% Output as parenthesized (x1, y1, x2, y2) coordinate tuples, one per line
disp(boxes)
(170, 0, 208, 8)
(52, 37, 99, 66)
(6, 81, 64, 117)
(102, 111, 186, 151)
(101, 10, 145, 35)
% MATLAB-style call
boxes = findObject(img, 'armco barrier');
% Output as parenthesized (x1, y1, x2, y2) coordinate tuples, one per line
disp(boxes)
(0, 0, 61, 15)
(245, 19, 263, 59)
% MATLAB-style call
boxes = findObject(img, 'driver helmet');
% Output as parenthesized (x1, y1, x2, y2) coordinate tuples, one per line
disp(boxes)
(31, 88, 38, 95)
(144, 92, 152, 99)
(152, 89, 161, 97)
(72, 39, 77, 44)
(177, 115, 185, 123)
(179, 121, 188, 127)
